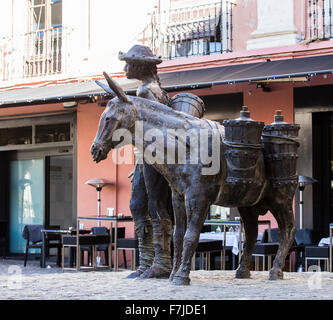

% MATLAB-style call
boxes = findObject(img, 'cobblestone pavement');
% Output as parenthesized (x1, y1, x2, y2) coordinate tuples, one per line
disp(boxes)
(1, 258, 333, 300)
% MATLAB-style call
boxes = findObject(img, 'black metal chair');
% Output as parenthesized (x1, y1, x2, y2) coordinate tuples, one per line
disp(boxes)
(305, 245, 330, 271)
(80, 227, 127, 267)
(22, 224, 62, 267)
(192, 239, 224, 270)
(293, 228, 313, 271)
(252, 228, 294, 271)
(61, 233, 101, 271)
(116, 237, 139, 271)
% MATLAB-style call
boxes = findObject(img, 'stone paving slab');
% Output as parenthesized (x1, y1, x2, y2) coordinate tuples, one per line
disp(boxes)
(1, 259, 333, 300)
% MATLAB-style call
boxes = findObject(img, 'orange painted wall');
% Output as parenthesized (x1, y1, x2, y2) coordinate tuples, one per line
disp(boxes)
(76, 102, 135, 238)
(0, 103, 65, 117)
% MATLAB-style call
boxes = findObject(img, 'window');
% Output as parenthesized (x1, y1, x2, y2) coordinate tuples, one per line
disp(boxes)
(0, 115, 73, 150)
(35, 123, 70, 143)
(0, 127, 32, 146)
(25, 0, 63, 76)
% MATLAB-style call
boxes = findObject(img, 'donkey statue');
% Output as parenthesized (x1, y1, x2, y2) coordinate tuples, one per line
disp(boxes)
(90, 74, 300, 286)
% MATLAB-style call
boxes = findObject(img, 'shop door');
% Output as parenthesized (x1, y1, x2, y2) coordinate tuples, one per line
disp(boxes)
(47, 155, 73, 229)
(313, 112, 333, 239)
(9, 158, 44, 254)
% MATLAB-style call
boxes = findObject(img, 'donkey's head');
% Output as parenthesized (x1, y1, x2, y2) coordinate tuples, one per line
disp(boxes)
(91, 72, 137, 163)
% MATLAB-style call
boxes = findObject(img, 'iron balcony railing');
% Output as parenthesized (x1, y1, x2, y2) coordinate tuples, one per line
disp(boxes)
(146, 1, 235, 60)
(1, 27, 69, 82)
(308, 0, 333, 40)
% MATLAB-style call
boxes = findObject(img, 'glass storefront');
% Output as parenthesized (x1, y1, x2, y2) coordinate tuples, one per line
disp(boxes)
(9, 159, 44, 254)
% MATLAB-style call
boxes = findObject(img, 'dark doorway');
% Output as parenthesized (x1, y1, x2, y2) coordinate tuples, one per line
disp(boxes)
(313, 112, 333, 239)
(45, 155, 74, 229)
(295, 84, 333, 240)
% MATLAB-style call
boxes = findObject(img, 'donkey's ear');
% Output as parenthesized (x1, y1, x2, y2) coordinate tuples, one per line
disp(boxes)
(103, 72, 131, 104)
(95, 80, 115, 97)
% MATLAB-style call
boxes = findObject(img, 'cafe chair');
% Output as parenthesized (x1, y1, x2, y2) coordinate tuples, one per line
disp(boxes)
(252, 228, 294, 271)
(116, 237, 139, 271)
(22, 224, 62, 267)
(293, 228, 313, 271)
(191, 239, 223, 271)
(80, 227, 126, 267)
(61, 234, 100, 271)
(305, 245, 330, 272)
(80, 227, 109, 266)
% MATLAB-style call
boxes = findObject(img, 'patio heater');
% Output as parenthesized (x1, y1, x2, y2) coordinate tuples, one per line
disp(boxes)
(85, 178, 112, 223)
(297, 175, 317, 272)
(85, 178, 112, 266)
(298, 175, 317, 229)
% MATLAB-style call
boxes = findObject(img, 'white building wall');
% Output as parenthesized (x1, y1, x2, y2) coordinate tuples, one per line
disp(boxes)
(0, 0, 157, 86)
(0, 0, 13, 39)
(247, 0, 298, 50)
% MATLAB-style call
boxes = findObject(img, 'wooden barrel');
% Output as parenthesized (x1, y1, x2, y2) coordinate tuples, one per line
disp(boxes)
(223, 106, 265, 146)
(169, 93, 205, 118)
(220, 107, 265, 206)
(262, 110, 300, 186)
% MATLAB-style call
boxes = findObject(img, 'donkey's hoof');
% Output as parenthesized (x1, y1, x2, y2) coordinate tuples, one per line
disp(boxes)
(269, 268, 283, 280)
(235, 267, 251, 279)
(173, 276, 191, 286)
(139, 265, 171, 279)
(125, 269, 145, 279)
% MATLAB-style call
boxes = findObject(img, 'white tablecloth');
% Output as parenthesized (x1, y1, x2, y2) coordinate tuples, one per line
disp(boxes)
(199, 232, 263, 255)
(318, 237, 331, 246)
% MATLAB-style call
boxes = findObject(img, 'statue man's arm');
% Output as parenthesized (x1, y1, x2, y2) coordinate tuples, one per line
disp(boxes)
(137, 86, 157, 101)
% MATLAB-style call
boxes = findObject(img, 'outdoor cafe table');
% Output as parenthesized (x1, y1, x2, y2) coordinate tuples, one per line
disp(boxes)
(77, 215, 133, 271)
(203, 219, 271, 270)
(40, 228, 90, 268)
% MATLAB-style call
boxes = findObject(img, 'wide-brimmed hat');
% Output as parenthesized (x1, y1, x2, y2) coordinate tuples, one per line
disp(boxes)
(118, 45, 162, 64)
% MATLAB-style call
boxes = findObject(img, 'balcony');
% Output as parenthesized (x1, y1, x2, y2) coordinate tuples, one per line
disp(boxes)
(308, 0, 333, 40)
(145, 1, 235, 60)
(1, 27, 69, 82)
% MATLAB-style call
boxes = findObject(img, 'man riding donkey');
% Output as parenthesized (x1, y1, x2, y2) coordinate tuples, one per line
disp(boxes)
(117, 45, 205, 279)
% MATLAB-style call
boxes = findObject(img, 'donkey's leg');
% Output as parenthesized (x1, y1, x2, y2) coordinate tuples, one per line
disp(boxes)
(169, 190, 186, 282)
(268, 191, 296, 280)
(235, 207, 259, 279)
(140, 164, 173, 279)
(173, 193, 210, 286)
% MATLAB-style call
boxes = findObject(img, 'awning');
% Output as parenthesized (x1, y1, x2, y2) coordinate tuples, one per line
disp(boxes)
(0, 78, 140, 108)
(159, 54, 333, 90)
(0, 54, 332, 108)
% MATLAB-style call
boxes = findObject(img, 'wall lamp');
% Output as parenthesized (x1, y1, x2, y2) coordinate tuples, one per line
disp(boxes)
(63, 101, 78, 108)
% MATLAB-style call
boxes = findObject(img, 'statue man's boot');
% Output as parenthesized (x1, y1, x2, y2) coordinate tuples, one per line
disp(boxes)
(140, 218, 172, 279)
(126, 219, 154, 278)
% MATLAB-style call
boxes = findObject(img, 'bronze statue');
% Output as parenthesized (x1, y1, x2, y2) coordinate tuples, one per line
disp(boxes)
(91, 76, 299, 285)
(118, 45, 172, 279)
(103, 45, 205, 279)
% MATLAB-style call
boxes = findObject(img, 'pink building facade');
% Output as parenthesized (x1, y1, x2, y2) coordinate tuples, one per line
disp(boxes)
(0, 0, 332, 263)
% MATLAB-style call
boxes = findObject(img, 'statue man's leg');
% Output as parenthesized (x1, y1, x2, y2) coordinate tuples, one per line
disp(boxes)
(140, 164, 173, 279)
(127, 164, 154, 278)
